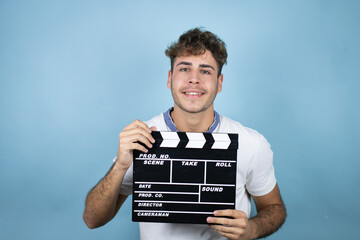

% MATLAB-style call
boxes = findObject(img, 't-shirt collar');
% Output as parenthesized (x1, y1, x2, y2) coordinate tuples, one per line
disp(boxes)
(163, 107, 220, 133)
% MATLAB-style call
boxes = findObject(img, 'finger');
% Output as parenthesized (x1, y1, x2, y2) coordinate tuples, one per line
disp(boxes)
(120, 131, 154, 149)
(207, 216, 247, 229)
(214, 209, 247, 219)
(130, 141, 150, 153)
(209, 224, 242, 237)
(207, 216, 234, 226)
(121, 127, 155, 145)
(123, 119, 151, 132)
(217, 210, 247, 228)
(121, 127, 154, 143)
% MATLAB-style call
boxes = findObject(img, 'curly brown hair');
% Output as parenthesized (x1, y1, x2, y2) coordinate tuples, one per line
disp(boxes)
(165, 28, 227, 77)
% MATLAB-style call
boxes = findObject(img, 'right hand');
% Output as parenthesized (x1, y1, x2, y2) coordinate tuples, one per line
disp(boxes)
(115, 119, 156, 170)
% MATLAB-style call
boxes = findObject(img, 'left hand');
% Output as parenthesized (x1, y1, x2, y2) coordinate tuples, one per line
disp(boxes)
(206, 209, 255, 240)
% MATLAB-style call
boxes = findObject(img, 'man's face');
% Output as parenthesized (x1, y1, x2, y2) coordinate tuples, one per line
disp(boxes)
(167, 50, 223, 114)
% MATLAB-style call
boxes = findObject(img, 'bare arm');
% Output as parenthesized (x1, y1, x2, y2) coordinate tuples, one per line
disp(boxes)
(83, 120, 156, 229)
(249, 184, 286, 238)
(207, 184, 286, 239)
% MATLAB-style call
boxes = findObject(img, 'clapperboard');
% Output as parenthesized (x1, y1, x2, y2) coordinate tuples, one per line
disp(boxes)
(132, 131, 239, 224)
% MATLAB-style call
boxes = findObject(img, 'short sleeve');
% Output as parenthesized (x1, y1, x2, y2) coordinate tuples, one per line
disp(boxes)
(246, 134, 277, 197)
(112, 157, 133, 196)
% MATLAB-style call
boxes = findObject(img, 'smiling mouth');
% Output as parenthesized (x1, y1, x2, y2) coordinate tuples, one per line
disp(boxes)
(183, 89, 205, 96)
(185, 92, 203, 96)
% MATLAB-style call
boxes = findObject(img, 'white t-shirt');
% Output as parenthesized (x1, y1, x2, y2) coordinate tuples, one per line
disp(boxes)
(118, 113, 276, 240)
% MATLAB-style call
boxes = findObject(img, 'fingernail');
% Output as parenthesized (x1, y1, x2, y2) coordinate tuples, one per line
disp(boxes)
(207, 217, 213, 223)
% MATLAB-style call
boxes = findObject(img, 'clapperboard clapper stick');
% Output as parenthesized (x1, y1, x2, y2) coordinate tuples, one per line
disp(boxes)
(132, 131, 239, 224)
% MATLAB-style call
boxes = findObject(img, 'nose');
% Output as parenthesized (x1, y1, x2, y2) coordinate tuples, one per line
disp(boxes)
(188, 71, 200, 84)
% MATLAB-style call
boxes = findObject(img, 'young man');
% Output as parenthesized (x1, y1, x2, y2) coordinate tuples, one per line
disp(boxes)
(83, 28, 286, 240)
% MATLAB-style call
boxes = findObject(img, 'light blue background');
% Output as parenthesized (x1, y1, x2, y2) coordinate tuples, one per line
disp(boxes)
(1, 0, 359, 239)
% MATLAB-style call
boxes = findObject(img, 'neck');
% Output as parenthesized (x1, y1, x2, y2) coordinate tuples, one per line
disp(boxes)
(171, 105, 215, 132)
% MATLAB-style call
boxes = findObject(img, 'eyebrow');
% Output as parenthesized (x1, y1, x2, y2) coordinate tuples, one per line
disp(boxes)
(176, 61, 215, 71)
(176, 61, 192, 67)
(199, 64, 215, 71)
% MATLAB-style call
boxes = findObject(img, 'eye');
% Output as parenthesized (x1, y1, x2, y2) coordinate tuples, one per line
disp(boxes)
(179, 67, 189, 72)
(201, 69, 211, 75)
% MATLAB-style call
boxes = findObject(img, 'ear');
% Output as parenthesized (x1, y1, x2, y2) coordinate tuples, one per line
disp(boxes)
(167, 70, 172, 89)
(217, 74, 223, 93)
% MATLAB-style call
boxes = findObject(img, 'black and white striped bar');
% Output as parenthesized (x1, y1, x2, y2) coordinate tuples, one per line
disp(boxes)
(149, 131, 238, 150)
(132, 131, 239, 224)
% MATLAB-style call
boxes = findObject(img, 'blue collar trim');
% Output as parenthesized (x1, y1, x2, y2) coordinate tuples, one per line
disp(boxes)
(163, 108, 220, 133)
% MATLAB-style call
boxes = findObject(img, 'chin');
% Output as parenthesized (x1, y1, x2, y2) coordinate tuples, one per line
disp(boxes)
(178, 105, 211, 114)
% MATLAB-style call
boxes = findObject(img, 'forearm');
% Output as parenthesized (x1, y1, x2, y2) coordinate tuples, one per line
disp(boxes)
(83, 120, 155, 228)
(248, 203, 287, 239)
(83, 163, 127, 228)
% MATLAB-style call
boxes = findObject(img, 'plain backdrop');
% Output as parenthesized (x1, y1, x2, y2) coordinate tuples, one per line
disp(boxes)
(1, 0, 359, 239)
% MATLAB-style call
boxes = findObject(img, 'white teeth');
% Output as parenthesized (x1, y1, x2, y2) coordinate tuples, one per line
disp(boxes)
(186, 92, 202, 95)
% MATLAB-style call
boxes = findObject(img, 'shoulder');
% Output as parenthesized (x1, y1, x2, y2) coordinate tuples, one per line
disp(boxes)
(218, 115, 264, 138)
(218, 115, 271, 150)
(144, 113, 168, 131)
